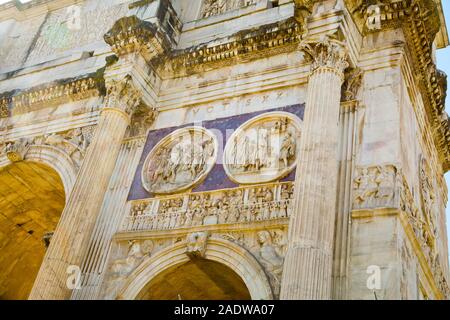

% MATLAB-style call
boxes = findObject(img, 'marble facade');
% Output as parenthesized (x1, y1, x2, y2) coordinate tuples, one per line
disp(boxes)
(0, 0, 449, 300)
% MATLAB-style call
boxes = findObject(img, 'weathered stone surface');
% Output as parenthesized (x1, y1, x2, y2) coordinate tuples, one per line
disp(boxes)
(0, 0, 448, 301)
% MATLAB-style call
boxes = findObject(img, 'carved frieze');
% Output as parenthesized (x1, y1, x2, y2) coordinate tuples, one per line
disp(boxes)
(353, 164, 400, 210)
(400, 175, 449, 299)
(0, 75, 104, 118)
(170, 18, 303, 73)
(142, 127, 218, 195)
(122, 182, 294, 233)
(201, 0, 257, 18)
(224, 112, 301, 185)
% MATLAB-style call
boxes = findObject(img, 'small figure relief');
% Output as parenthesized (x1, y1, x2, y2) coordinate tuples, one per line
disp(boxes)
(201, 0, 256, 19)
(202, 0, 227, 18)
(104, 240, 154, 300)
(186, 232, 210, 258)
(142, 127, 218, 194)
(353, 165, 398, 209)
(255, 230, 286, 298)
(121, 183, 294, 233)
(342, 68, 363, 102)
(224, 113, 301, 184)
(419, 157, 437, 234)
(30, 127, 93, 168)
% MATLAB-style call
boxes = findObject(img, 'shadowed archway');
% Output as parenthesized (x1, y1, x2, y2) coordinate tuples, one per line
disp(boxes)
(0, 161, 65, 300)
(118, 238, 274, 300)
(137, 259, 252, 300)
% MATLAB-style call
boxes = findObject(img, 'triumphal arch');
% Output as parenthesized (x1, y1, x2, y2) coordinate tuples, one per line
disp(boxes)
(0, 0, 449, 300)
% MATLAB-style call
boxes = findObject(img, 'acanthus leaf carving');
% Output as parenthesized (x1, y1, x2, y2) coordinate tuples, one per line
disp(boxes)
(400, 173, 449, 299)
(300, 32, 349, 77)
(104, 75, 142, 118)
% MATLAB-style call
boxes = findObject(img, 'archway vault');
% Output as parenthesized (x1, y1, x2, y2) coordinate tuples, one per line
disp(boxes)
(118, 237, 274, 300)
(0, 161, 66, 300)
(138, 259, 252, 300)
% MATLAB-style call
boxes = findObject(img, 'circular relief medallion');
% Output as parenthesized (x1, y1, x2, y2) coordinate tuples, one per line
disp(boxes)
(224, 112, 301, 184)
(142, 127, 218, 194)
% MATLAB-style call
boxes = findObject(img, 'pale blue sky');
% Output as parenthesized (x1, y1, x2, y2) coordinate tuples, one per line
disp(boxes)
(436, 1, 450, 258)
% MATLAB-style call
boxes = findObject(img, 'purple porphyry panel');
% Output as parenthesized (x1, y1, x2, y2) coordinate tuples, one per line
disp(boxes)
(128, 104, 305, 201)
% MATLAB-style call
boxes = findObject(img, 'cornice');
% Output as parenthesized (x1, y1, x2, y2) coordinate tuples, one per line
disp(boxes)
(0, 70, 105, 118)
(165, 17, 304, 76)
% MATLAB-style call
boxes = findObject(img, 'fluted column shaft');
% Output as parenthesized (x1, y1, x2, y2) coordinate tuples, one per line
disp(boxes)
(280, 37, 348, 300)
(29, 76, 141, 300)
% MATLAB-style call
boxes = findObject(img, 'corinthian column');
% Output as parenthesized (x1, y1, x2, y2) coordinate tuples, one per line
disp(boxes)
(280, 35, 349, 300)
(29, 75, 142, 300)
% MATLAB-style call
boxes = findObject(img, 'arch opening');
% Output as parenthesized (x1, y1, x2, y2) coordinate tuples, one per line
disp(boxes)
(137, 259, 251, 300)
(0, 161, 65, 300)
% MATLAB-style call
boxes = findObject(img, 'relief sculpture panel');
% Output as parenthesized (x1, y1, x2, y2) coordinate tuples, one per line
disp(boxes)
(142, 127, 218, 195)
(223, 112, 301, 185)
(353, 164, 400, 210)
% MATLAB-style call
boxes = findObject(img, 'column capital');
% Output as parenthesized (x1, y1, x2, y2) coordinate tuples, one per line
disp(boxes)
(300, 34, 349, 79)
(104, 75, 142, 120)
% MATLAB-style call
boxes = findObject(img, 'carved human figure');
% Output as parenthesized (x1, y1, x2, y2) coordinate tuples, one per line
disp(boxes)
(354, 167, 378, 204)
(69, 128, 89, 151)
(226, 190, 243, 223)
(105, 240, 153, 300)
(256, 128, 270, 170)
(169, 136, 185, 181)
(376, 166, 396, 200)
(256, 231, 284, 292)
(280, 131, 296, 168)
(202, 0, 227, 18)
